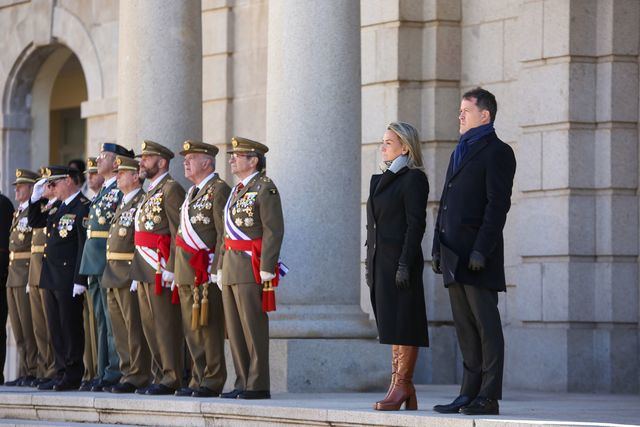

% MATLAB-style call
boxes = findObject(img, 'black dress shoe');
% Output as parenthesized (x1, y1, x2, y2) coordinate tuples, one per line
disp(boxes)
(146, 384, 175, 395)
(459, 396, 499, 415)
(19, 375, 37, 387)
(192, 387, 219, 398)
(220, 389, 243, 399)
(53, 380, 80, 392)
(433, 395, 473, 414)
(174, 387, 195, 396)
(91, 380, 116, 392)
(78, 380, 93, 392)
(4, 377, 24, 386)
(37, 378, 59, 390)
(135, 385, 151, 395)
(237, 390, 271, 400)
(110, 382, 137, 394)
(32, 378, 50, 387)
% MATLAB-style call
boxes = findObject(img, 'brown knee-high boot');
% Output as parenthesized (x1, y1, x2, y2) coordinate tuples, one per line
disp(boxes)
(373, 345, 399, 409)
(374, 345, 418, 411)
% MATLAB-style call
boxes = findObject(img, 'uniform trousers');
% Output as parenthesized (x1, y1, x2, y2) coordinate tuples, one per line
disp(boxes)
(88, 275, 121, 383)
(137, 281, 183, 389)
(43, 288, 85, 383)
(0, 273, 7, 383)
(7, 285, 37, 377)
(222, 283, 269, 392)
(448, 282, 504, 400)
(82, 293, 98, 382)
(28, 285, 57, 378)
(107, 287, 151, 388)
(178, 283, 226, 391)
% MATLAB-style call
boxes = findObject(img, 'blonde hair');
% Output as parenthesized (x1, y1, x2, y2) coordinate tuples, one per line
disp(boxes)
(387, 121, 424, 170)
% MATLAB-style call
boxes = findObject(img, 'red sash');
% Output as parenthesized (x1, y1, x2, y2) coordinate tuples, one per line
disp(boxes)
(224, 237, 278, 312)
(175, 234, 214, 287)
(134, 231, 178, 304)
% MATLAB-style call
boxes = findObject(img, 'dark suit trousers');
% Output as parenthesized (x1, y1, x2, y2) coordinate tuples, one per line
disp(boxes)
(0, 274, 7, 383)
(44, 288, 85, 383)
(448, 282, 504, 400)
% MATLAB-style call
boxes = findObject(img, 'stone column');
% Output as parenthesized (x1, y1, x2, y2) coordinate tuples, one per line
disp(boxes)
(265, 0, 385, 392)
(117, 0, 202, 182)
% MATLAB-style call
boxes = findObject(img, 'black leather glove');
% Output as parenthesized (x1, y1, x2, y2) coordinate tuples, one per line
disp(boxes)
(468, 250, 486, 271)
(395, 264, 410, 289)
(432, 253, 442, 274)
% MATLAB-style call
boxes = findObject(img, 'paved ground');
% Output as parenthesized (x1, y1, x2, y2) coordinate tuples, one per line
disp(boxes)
(1, 384, 639, 426)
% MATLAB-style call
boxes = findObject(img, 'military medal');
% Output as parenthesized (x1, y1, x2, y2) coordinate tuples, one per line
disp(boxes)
(153, 215, 161, 224)
(59, 229, 68, 238)
(98, 217, 107, 225)
(118, 227, 127, 237)
(18, 233, 25, 241)
(244, 218, 254, 227)
(235, 218, 243, 227)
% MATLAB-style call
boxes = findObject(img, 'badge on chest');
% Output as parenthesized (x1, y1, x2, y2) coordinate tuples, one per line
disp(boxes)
(140, 192, 163, 230)
(57, 214, 76, 238)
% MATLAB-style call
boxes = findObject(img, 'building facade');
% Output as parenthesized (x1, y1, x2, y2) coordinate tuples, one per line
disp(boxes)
(1, 0, 638, 393)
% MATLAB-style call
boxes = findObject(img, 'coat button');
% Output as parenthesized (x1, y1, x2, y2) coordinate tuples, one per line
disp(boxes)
(43, 254, 47, 258)
(63, 261, 67, 266)
(443, 205, 448, 211)
(448, 183, 452, 188)
(441, 228, 445, 233)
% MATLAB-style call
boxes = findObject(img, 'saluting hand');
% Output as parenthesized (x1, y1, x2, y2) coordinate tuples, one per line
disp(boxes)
(468, 250, 486, 271)
(395, 264, 410, 289)
(72, 284, 86, 297)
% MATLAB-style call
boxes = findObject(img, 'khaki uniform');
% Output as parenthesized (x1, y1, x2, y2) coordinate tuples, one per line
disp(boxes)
(102, 188, 151, 388)
(7, 205, 37, 378)
(27, 201, 60, 379)
(130, 173, 185, 389)
(220, 171, 284, 392)
(175, 172, 230, 392)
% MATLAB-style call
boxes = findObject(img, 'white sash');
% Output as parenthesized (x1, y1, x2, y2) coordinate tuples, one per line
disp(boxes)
(134, 196, 166, 272)
(179, 187, 214, 268)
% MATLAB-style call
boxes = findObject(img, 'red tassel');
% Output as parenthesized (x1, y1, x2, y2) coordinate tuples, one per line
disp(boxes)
(155, 273, 162, 295)
(262, 281, 276, 312)
(171, 286, 180, 305)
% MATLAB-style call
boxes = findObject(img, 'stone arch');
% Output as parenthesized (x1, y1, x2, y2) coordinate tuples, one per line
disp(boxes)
(1, 5, 103, 194)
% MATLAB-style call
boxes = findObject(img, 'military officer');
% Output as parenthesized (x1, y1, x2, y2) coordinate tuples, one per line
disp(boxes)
(130, 140, 186, 395)
(173, 140, 230, 397)
(4, 169, 39, 387)
(26, 169, 59, 387)
(79, 143, 134, 392)
(78, 158, 100, 390)
(218, 137, 284, 400)
(28, 166, 91, 391)
(101, 156, 151, 394)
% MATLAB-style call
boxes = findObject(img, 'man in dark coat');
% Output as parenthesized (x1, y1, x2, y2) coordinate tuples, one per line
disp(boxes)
(432, 88, 516, 416)
(28, 166, 91, 391)
(0, 192, 15, 385)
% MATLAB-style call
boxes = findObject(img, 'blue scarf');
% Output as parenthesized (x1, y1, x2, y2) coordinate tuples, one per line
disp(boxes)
(452, 122, 495, 170)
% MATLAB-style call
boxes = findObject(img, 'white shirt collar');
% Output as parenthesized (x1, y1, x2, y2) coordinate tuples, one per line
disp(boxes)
(149, 172, 169, 190)
(64, 191, 81, 206)
(46, 198, 57, 208)
(193, 172, 217, 193)
(122, 188, 141, 205)
(18, 201, 28, 211)
(240, 171, 259, 187)
(102, 175, 117, 189)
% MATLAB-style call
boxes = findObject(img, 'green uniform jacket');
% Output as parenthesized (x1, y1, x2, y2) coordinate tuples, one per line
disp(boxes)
(130, 174, 185, 283)
(174, 174, 231, 286)
(28, 201, 59, 288)
(102, 189, 145, 289)
(219, 172, 284, 286)
(7, 206, 33, 288)
(79, 179, 122, 276)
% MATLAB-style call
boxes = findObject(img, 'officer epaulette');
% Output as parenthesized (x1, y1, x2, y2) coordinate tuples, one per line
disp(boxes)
(260, 176, 272, 183)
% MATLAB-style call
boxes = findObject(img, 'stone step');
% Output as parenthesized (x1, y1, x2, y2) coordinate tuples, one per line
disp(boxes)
(1, 385, 639, 427)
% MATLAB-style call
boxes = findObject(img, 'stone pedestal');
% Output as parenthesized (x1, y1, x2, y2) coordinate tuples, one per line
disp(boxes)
(265, 0, 384, 391)
(117, 0, 202, 183)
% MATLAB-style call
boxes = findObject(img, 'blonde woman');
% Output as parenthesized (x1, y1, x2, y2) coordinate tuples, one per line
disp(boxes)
(365, 122, 429, 411)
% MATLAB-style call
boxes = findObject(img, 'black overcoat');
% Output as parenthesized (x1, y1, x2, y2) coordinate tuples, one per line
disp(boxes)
(0, 194, 14, 281)
(432, 132, 516, 291)
(366, 167, 429, 347)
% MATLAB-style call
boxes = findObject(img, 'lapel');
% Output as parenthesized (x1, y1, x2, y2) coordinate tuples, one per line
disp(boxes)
(374, 167, 408, 197)
(232, 173, 259, 206)
(143, 174, 169, 205)
(191, 175, 216, 205)
(446, 137, 491, 183)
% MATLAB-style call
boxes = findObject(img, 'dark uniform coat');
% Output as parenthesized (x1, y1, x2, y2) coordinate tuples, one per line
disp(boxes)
(432, 132, 516, 291)
(366, 167, 430, 347)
